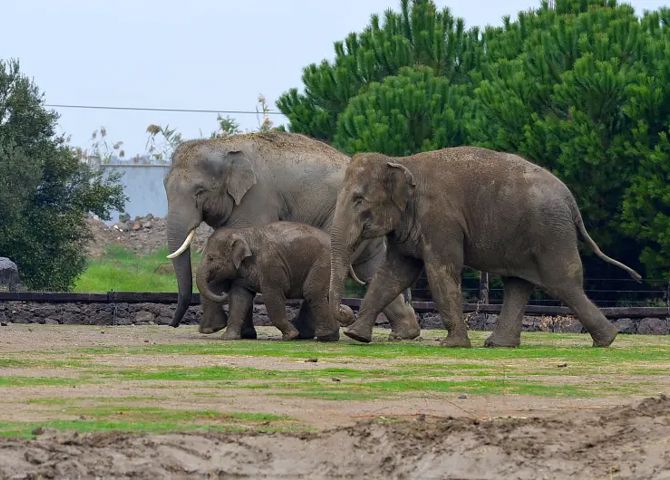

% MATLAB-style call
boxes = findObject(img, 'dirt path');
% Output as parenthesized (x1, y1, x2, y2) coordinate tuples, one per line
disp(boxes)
(1, 396, 668, 479)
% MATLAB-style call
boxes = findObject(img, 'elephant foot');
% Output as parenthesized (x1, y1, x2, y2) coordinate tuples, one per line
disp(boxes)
(336, 305, 356, 327)
(484, 333, 520, 348)
(222, 329, 242, 340)
(387, 330, 421, 341)
(388, 315, 421, 340)
(388, 325, 420, 341)
(343, 321, 373, 343)
(316, 329, 340, 342)
(439, 334, 472, 348)
(199, 325, 225, 335)
(281, 327, 301, 341)
(241, 326, 258, 340)
(591, 324, 618, 347)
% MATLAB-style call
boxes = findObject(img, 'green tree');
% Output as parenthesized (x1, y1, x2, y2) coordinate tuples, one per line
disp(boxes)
(334, 66, 468, 155)
(280, 0, 670, 278)
(469, 1, 670, 276)
(277, 0, 480, 141)
(0, 59, 126, 290)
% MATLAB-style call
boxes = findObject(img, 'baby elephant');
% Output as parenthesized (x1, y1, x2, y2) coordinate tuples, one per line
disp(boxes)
(196, 222, 353, 341)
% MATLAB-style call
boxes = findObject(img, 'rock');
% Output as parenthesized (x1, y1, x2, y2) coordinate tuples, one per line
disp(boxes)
(134, 310, 156, 324)
(132, 222, 142, 231)
(142, 221, 152, 229)
(118, 213, 131, 223)
(420, 313, 443, 329)
(552, 316, 583, 333)
(637, 317, 670, 335)
(613, 318, 635, 334)
(44, 319, 59, 325)
(0, 257, 20, 292)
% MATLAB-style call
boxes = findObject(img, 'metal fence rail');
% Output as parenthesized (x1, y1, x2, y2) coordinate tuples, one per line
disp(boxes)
(1, 291, 667, 319)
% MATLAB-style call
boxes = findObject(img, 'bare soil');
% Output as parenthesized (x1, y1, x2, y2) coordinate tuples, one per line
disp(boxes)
(0, 396, 668, 479)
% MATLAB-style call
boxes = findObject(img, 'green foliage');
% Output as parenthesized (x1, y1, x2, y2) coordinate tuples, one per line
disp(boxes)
(0, 59, 126, 290)
(279, 0, 670, 278)
(335, 66, 468, 155)
(277, 0, 479, 141)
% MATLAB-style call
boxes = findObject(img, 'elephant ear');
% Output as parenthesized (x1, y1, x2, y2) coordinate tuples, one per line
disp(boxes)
(225, 151, 257, 205)
(231, 237, 252, 270)
(386, 162, 416, 211)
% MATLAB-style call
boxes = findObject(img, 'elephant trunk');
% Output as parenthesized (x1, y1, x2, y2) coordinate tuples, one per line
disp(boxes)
(195, 263, 229, 304)
(167, 210, 198, 327)
(329, 222, 354, 325)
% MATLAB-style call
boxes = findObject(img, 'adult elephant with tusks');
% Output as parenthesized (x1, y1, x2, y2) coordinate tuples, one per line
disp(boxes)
(329, 147, 642, 348)
(164, 132, 419, 340)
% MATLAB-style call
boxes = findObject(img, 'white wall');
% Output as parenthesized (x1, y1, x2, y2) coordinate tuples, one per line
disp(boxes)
(101, 164, 171, 222)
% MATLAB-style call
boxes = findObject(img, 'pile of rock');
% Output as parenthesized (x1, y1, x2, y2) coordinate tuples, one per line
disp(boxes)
(113, 213, 156, 233)
(86, 214, 213, 258)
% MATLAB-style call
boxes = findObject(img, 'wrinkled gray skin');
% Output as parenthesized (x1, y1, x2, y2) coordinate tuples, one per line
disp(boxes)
(164, 132, 418, 339)
(329, 147, 642, 348)
(196, 222, 353, 341)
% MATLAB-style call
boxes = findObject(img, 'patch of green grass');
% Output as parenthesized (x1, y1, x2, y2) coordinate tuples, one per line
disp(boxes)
(104, 335, 670, 366)
(0, 404, 300, 439)
(73, 245, 201, 293)
(272, 378, 594, 400)
(0, 376, 79, 387)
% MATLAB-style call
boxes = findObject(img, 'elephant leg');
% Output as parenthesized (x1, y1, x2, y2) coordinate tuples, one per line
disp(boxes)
(302, 261, 340, 341)
(290, 301, 317, 339)
(548, 286, 617, 347)
(484, 277, 534, 348)
(305, 298, 340, 342)
(199, 297, 228, 334)
(345, 248, 423, 343)
(424, 260, 471, 348)
(382, 295, 420, 341)
(352, 259, 420, 340)
(539, 250, 617, 347)
(222, 288, 254, 340)
(240, 295, 257, 340)
(262, 289, 300, 341)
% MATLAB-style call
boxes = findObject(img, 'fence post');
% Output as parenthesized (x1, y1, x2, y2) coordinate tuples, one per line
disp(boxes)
(478, 271, 490, 304)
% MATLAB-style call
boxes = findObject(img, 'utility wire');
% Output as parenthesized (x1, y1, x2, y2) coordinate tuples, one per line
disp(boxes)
(44, 103, 287, 115)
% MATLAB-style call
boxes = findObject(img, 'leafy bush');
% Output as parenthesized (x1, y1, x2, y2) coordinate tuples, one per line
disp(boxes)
(0, 59, 125, 290)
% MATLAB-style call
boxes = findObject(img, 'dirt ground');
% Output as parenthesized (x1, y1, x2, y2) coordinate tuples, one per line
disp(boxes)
(0, 396, 668, 479)
(1, 325, 669, 479)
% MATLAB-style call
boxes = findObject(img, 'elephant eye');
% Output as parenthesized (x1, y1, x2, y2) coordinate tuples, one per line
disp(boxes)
(352, 194, 365, 205)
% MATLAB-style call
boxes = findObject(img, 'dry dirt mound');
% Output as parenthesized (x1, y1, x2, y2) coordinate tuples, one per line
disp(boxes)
(86, 216, 213, 258)
(1, 396, 668, 480)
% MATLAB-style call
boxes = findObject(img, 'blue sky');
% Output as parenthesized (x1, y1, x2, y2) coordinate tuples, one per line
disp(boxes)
(2, 0, 667, 155)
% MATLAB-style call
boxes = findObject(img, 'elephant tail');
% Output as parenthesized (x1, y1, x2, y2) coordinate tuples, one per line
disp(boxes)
(571, 203, 642, 283)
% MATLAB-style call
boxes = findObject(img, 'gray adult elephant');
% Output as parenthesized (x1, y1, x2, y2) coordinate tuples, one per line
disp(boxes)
(329, 147, 642, 348)
(164, 132, 419, 339)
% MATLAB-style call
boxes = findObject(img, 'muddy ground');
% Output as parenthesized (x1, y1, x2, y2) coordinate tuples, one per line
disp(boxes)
(1, 326, 669, 479)
(0, 396, 668, 479)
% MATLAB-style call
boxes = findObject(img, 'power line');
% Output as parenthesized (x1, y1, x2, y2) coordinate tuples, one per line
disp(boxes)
(44, 103, 287, 115)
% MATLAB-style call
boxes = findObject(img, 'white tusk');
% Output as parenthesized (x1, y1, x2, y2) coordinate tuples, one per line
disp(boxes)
(349, 265, 366, 286)
(166, 229, 196, 259)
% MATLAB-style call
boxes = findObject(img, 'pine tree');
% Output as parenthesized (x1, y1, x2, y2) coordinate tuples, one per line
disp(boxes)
(279, 0, 670, 278)
(334, 66, 468, 155)
(277, 0, 480, 142)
